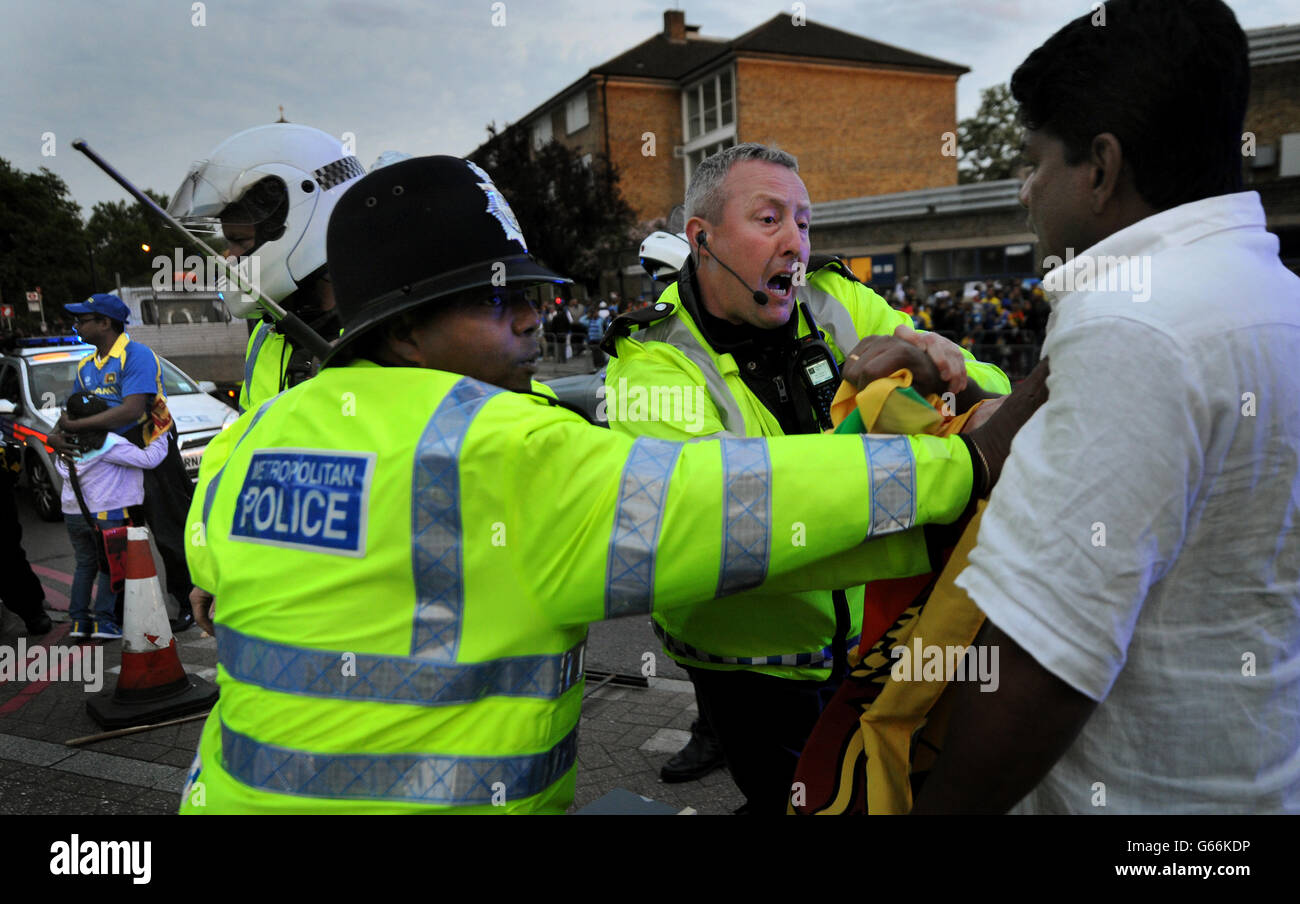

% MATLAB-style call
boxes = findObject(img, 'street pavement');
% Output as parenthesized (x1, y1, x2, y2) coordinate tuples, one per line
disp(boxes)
(0, 354, 746, 815)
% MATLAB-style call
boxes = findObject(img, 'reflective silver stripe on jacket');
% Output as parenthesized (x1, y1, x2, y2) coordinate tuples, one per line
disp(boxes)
(411, 378, 501, 660)
(715, 438, 771, 598)
(243, 322, 272, 398)
(605, 436, 683, 618)
(221, 720, 578, 806)
(201, 397, 278, 530)
(218, 625, 585, 705)
(798, 284, 860, 359)
(862, 434, 916, 535)
(653, 620, 861, 668)
(633, 314, 747, 434)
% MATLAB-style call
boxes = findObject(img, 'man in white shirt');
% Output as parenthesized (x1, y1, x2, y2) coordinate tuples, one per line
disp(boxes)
(913, 0, 1300, 814)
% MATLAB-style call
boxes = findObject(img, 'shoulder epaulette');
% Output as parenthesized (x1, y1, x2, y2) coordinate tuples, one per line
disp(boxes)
(599, 299, 677, 357)
(807, 254, 862, 285)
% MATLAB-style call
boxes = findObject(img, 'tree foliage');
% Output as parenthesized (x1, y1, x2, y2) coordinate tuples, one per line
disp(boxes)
(0, 156, 172, 333)
(0, 160, 89, 327)
(84, 190, 173, 289)
(469, 125, 636, 292)
(957, 84, 1024, 184)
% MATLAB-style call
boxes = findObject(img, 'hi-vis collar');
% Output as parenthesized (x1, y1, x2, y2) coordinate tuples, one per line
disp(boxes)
(600, 254, 858, 357)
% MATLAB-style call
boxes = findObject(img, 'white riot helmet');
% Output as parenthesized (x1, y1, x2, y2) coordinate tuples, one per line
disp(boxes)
(369, 150, 413, 171)
(639, 231, 690, 282)
(167, 123, 365, 317)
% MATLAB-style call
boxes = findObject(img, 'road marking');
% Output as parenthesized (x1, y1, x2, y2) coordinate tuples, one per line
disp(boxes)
(639, 728, 693, 754)
(31, 564, 73, 585)
(0, 623, 91, 715)
(39, 584, 69, 611)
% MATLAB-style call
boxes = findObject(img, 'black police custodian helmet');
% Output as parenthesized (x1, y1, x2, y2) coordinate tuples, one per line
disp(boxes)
(322, 155, 570, 366)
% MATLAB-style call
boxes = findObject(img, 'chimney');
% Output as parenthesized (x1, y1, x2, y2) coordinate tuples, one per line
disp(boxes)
(664, 9, 686, 43)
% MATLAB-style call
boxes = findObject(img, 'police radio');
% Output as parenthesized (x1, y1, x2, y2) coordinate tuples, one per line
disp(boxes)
(793, 302, 841, 431)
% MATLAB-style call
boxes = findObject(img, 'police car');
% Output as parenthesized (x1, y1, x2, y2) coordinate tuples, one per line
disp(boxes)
(0, 336, 239, 521)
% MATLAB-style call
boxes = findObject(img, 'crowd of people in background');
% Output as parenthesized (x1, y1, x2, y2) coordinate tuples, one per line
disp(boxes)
(542, 272, 1050, 380)
(890, 275, 1050, 380)
(542, 296, 621, 365)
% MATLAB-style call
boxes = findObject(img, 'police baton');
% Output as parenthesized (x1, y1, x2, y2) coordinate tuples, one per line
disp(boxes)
(71, 139, 333, 362)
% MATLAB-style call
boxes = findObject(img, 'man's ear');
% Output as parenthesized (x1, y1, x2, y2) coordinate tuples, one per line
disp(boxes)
(380, 317, 425, 367)
(685, 217, 709, 257)
(1088, 133, 1125, 214)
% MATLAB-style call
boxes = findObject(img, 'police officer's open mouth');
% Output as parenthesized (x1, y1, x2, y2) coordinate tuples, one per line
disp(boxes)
(765, 273, 793, 295)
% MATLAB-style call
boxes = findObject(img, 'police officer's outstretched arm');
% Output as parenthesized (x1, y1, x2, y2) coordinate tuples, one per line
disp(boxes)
(760, 358, 1048, 596)
(504, 396, 1025, 628)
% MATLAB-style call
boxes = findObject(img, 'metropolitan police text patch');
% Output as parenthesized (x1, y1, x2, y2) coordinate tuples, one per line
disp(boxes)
(230, 449, 376, 557)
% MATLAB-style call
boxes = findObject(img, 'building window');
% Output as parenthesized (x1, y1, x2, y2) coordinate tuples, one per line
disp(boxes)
(684, 69, 735, 142)
(923, 251, 951, 281)
(532, 115, 552, 150)
(1004, 244, 1035, 275)
(923, 245, 1037, 283)
(565, 93, 589, 134)
(685, 138, 736, 183)
(681, 67, 738, 184)
(979, 246, 1005, 276)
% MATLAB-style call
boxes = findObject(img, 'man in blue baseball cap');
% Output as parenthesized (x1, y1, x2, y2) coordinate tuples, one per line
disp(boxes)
(54, 293, 197, 632)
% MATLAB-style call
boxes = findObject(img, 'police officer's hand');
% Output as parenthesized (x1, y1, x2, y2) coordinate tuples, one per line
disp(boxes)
(842, 332, 947, 397)
(190, 587, 216, 636)
(962, 358, 1050, 497)
(892, 324, 968, 395)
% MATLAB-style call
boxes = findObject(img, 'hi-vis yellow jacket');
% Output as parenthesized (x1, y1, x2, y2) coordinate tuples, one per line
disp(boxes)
(605, 260, 1009, 680)
(180, 358, 975, 813)
(238, 321, 288, 412)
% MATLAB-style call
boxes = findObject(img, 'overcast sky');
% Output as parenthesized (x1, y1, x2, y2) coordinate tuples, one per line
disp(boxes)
(2, 0, 1295, 217)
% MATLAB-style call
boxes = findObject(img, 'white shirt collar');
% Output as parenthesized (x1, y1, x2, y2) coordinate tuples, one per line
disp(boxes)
(1041, 191, 1266, 310)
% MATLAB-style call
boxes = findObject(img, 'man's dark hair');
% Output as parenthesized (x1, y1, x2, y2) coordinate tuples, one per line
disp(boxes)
(106, 317, 125, 334)
(1010, 0, 1249, 211)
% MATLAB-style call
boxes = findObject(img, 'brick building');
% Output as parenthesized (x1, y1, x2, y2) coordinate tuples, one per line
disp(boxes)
(483, 8, 968, 299)
(811, 23, 1300, 295)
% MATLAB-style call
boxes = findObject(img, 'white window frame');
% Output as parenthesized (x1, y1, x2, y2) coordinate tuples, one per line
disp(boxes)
(681, 66, 737, 185)
(532, 115, 553, 151)
(565, 92, 589, 134)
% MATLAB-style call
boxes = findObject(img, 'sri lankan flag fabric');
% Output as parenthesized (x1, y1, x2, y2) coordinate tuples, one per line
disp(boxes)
(790, 370, 987, 815)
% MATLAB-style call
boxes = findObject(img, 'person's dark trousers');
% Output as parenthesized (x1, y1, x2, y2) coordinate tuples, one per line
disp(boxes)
(125, 423, 194, 615)
(660, 680, 724, 782)
(0, 475, 48, 626)
(684, 665, 842, 815)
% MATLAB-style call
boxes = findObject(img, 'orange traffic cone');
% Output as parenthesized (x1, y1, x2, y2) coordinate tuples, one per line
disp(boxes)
(86, 526, 218, 729)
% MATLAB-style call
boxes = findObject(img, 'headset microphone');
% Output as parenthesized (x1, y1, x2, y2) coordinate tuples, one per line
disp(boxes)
(697, 231, 768, 306)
